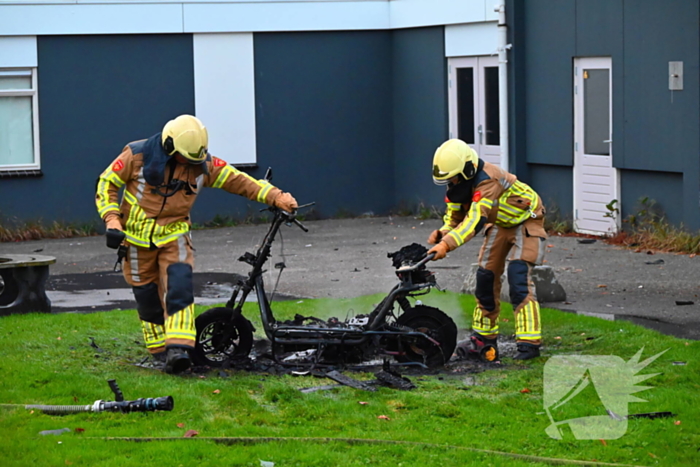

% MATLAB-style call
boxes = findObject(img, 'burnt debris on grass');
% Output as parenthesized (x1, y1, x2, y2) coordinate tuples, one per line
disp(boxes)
(133, 336, 521, 393)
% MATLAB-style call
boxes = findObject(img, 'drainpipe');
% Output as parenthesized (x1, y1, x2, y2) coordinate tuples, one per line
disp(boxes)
(495, 3, 511, 172)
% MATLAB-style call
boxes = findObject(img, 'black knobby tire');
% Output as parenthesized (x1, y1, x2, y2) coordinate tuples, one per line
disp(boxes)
(394, 305, 458, 368)
(0, 270, 19, 306)
(192, 307, 254, 367)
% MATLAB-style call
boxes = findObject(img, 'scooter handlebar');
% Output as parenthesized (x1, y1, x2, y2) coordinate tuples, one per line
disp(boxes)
(279, 202, 315, 232)
(292, 218, 308, 232)
(396, 252, 435, 273)
(415, 252, 435, 268)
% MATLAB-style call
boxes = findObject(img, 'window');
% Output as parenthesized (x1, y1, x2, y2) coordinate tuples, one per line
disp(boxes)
(0, 68, 40, 173)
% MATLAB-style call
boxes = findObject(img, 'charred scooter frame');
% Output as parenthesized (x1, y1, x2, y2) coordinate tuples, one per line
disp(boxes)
(191, 190, 457, 370)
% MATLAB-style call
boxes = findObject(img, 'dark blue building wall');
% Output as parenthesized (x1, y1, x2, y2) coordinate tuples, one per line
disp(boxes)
(530, 165, 573, 222)
(512, 0, 700, 229)
(622, 0, 699, 227)
(251, 31, 394, 219)
(506, 0, 528, 180)
(0, 34, 195, 226)
(621, 171, 684, 226)
(392, 27, 448, 211)
(521, 0, 575, 168)
(623, 0, 699, 172)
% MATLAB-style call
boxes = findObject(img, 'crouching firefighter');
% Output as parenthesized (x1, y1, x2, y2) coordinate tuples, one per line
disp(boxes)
(95, 115, 298, 374)
(426, 139, 546, 360)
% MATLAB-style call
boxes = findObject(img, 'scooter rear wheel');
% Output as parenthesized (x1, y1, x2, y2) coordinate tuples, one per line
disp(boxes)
(192, 307, 254, 367)
(394, 305, 457, 368)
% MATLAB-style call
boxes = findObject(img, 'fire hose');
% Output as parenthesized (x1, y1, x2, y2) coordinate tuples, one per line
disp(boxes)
(24, 379, 173, 415)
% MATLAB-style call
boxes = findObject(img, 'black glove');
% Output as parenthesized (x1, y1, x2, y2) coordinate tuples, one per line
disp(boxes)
(106, 229, 126, 250)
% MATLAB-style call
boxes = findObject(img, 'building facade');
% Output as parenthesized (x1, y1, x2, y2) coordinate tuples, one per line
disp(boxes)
(0, 0, 502, 226)
(1, 0, 698, 235)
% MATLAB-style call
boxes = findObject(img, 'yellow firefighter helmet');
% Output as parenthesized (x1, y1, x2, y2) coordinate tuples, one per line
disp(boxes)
(162, 115, 209, 163)
(432, 139, 479, 185)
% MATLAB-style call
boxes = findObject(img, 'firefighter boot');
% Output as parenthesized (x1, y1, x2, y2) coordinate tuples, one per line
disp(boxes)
(164, 346, 192, 374)
(513, 342, 540, 360)
(151, 351, 167, 371)
(456, 332, 499, 362)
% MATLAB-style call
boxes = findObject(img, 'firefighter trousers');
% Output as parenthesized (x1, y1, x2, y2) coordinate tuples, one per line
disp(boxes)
(122, 234, 196, 354)
(472, 210, 547, 345)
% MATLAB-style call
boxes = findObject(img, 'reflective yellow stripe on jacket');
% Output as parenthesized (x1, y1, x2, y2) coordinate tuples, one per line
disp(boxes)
(212, 165, 274, 203)
(496, 180, 538, 228)
(122, 191, 190, 248)
(96, 171, 125, 218)
(440, 202, 462, 232)
(445, 198, 493, 247)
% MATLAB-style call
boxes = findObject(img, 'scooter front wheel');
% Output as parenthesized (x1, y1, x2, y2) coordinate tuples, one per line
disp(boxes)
(192, 307, 254, 367)
(394, 305, 457, 368)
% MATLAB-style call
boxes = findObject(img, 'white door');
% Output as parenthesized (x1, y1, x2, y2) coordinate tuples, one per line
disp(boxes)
(573, 57, 619, 234)
(448, 56, 501, 166)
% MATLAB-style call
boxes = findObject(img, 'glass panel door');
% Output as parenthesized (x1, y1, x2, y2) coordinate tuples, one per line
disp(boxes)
(448, 56, 501, 167)
(456, 67, 475, 145)
(479, 58, 500, 165)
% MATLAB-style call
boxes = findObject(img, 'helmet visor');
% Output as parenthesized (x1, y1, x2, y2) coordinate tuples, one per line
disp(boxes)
(182, 146, 207, 163)
(432, 164, 453, 185)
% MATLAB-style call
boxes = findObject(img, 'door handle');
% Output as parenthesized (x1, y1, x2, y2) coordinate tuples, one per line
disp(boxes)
(603, 139, 612, 143)
(478, 124, 483, 145)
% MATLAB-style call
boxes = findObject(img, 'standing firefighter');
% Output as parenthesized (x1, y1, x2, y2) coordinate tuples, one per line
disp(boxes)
(95, 115, 297, 374)
(427, 139, 546, 360)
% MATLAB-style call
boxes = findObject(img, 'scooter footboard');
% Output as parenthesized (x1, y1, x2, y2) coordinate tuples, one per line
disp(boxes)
(271, 326, 440, 346)
(271, 325, 366, 346)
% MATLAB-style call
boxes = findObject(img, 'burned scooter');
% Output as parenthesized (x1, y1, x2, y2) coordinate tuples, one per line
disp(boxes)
(191, 191, 457, 370)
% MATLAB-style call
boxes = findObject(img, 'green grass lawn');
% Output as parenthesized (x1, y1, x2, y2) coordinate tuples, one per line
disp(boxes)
(0, 291, 697, 466)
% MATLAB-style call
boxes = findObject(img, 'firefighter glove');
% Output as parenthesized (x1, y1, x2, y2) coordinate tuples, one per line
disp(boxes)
(274, 192, 298, 212)
(105, 214, 123, 232)
(427, 242, 449, 261)
(104, 214, 125, 249)
(427, 229, 447, 245)
(106, 229, 126, 250)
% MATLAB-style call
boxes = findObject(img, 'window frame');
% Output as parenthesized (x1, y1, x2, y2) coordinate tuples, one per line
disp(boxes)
(0, 67, 41, 173)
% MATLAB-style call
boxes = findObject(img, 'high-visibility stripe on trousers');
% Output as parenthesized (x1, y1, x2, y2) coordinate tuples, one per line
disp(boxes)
(472, 305, 499, 338)
(515, 300, 541, 343)
(140, 320, 166, 354)
(165, 303, 196, 348)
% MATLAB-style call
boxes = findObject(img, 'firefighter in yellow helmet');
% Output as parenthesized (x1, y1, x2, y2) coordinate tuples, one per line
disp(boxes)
(95, 115, 297, 374)
(427, 139, 546, 360)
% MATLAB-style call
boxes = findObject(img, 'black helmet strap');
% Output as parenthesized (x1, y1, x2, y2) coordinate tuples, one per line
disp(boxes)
(163, 136, 176, 156)
(463, 160, 476, 179)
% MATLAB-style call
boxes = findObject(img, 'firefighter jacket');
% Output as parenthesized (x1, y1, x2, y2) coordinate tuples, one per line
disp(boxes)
(95, 133, 282, 248)
(439, 161, 543, 251)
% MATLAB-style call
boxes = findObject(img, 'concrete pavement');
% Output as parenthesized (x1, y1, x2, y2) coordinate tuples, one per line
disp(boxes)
(1, 216, 699, 339)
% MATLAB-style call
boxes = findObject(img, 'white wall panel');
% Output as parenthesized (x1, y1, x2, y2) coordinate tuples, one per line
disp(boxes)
(0, 4, 183, 35)
(184, 1, 389, 32)
(445, 22, 498, 57)
(0, 0, 496, 34)
(193, 33, 257, 165)
(0, 36, 37, 67)
(484, 0, 500, 21)
(390, 0, 495, 29)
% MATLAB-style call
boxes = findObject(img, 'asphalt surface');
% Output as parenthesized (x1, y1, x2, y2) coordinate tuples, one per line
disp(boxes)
(2, 216, 699, 340)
